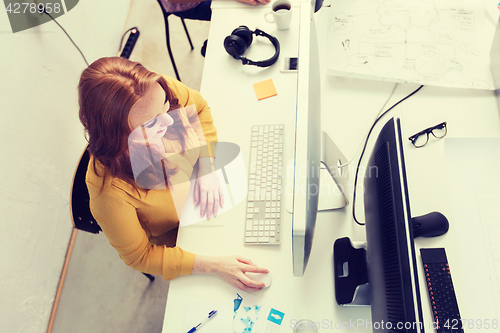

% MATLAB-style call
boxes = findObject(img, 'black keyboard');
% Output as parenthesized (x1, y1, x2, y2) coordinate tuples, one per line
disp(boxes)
(421, 248, 464, 333)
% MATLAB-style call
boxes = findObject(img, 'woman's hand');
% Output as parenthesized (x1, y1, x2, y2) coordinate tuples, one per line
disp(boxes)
(195, 157, 224, 219)
(235, 0, 271, 5)
(193, 255, 269, 291)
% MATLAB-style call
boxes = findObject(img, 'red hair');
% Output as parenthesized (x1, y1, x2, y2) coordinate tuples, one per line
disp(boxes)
(78, 57, 187, 190)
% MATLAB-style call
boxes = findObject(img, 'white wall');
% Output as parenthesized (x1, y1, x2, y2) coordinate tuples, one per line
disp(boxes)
(0, 1, 131, 331)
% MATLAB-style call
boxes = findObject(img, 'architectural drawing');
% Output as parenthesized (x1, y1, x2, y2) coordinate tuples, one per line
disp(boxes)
(326, 0, 499, 89)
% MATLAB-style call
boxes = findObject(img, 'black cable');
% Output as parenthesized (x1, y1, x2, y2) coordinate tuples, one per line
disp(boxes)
(118, 28, 135, 54)
(352, 85, 424, 226)
(43, 10, 89, 66)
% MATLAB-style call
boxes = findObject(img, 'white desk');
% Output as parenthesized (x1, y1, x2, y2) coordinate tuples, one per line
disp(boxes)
(163, 3, 500, 332)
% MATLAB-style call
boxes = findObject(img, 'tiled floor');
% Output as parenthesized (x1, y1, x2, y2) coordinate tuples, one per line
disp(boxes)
(51, 1, 210, 332)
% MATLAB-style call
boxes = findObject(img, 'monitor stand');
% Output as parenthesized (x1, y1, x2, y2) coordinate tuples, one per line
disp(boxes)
(285, 131, 349, 213)
(333, 214, 449, 306)
(333, 237, 371, 306)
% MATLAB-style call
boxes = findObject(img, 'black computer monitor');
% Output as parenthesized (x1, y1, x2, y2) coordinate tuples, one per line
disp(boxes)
(363, 117, 424, 332)
(334, 117, 449, 328)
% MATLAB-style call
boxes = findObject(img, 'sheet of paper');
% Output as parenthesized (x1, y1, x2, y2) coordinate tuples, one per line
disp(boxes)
(444, 138, 500, 318)
(326, 0, 500, 89)
(184, 301, 234, 333)
(220, 149, 248, 206)
(179, 169, 233, 227)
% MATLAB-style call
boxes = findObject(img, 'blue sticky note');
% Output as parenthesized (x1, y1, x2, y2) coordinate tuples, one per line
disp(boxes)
(267, 308, 285, 325)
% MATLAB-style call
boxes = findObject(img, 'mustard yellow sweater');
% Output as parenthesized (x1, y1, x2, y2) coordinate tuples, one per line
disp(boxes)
(86, 76, 217, 280)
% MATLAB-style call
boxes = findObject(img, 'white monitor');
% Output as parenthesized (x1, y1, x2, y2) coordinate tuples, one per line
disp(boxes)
(291, 0, 322, 277)
(291, 0, 348, 277)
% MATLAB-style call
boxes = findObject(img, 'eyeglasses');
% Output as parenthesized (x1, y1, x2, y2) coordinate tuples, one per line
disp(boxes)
(408, 122, 447, 148)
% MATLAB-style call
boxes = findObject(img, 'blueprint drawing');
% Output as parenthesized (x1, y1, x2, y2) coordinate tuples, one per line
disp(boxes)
(326, 0, 500, 89)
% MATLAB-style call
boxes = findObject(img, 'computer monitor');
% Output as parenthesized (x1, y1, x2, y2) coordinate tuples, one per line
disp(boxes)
(334, 117, 449, 328)
(291, 0, 348, 277)
(363, 117, 424, 332)
(291, 0, 322, 277)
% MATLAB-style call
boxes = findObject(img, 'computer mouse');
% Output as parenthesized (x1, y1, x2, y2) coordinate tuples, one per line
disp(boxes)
(412, 212, 449, 238)
(293, 319, 318, 333)
(246, 271, 273, 288)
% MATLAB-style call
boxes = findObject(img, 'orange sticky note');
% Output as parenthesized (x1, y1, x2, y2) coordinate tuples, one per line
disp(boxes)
(253, 79, 277, 100)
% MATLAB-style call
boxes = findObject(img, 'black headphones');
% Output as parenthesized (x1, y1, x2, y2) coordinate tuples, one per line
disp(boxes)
(223, 26, 280, 68)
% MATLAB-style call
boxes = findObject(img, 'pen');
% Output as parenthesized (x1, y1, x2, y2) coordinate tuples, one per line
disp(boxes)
(187, 310, 217, 333)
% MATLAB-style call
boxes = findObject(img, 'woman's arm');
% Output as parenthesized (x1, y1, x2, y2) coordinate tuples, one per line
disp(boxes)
(193, 254, 269, 291)
(88, 166, 266, 288)
(88, 183, 195, 280)
(165, 77, 224, 218)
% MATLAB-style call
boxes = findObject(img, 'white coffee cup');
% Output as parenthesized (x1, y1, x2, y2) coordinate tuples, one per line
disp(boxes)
(265, 0, 292, 31)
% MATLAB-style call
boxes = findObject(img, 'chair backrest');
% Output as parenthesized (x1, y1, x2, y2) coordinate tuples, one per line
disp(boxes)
(70, 145, 102, 234)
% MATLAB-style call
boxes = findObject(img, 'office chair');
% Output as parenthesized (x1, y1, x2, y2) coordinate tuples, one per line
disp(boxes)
(70, 145, 155, 282)
(157, 0, 195, 82)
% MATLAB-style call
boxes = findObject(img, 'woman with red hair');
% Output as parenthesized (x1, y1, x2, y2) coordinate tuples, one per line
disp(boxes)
(78, 57, 267, 290)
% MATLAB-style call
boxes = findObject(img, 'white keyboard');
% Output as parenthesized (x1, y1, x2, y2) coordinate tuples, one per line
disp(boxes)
(244, 124, 284, 245)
